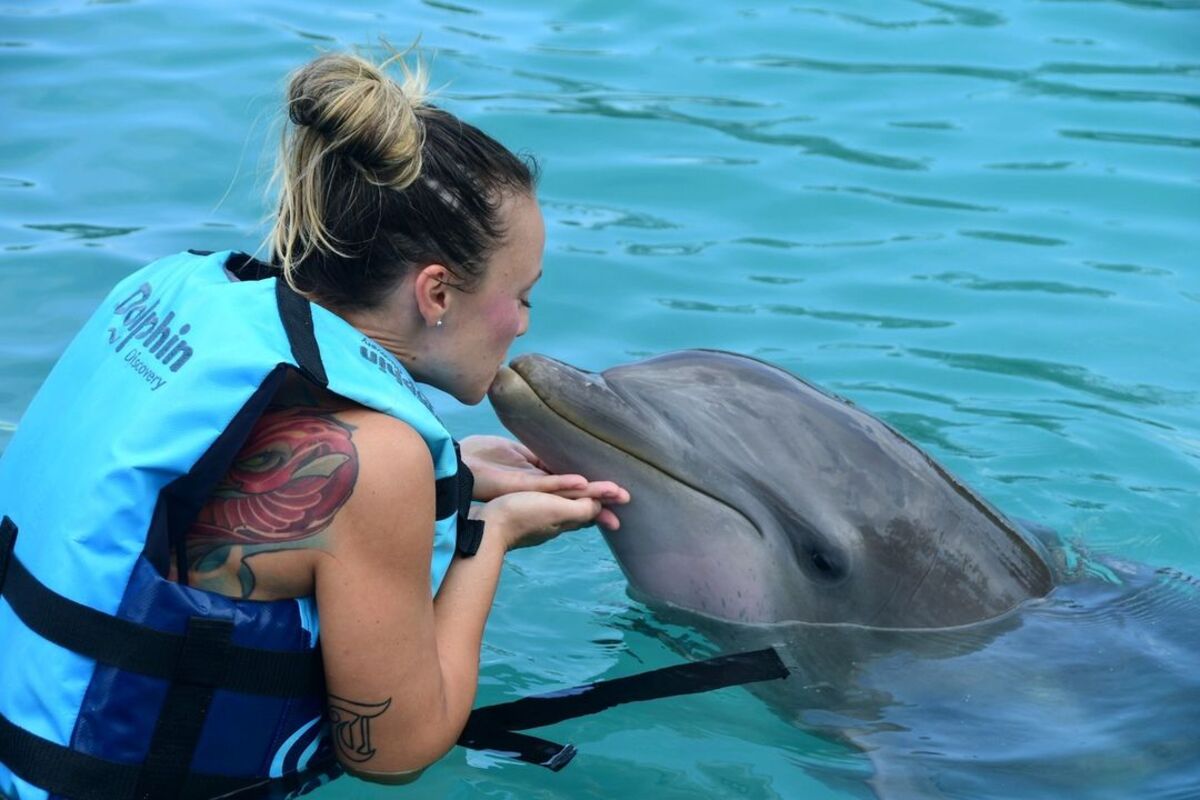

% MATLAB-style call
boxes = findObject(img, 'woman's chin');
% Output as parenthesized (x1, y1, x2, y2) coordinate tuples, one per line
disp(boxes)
(460, 389, 488, 406)
(452, 381, 491, 406)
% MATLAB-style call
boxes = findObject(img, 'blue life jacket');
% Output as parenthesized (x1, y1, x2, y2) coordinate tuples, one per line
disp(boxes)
(0, 250, 483, 800)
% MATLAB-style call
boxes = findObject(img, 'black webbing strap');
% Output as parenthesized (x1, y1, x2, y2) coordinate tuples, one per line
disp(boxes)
(457, 647, 789, 769)
(0, 546, 323, 698)
(434, 474, 457, 520)
(274, 279, 328, 387)
(0, 515, 14, 591)
(433, 445, 484, 558)
(456, 728, 578, 772)
(134, 617, 234, 798)
(0, 711, 258, 800)
(452, 444, 484, 557)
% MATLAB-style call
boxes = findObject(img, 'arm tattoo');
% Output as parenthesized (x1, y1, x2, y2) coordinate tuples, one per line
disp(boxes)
(328, 694, 392, 764)
(182, 407, 358, 597)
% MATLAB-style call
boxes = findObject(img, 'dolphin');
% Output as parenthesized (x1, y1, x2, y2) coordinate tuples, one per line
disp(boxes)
(487, 349, 1200, 799)
(488, 349, 1055, 628)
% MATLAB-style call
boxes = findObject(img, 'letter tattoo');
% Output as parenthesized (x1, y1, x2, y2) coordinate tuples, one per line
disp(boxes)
(328, 694, 392, 763)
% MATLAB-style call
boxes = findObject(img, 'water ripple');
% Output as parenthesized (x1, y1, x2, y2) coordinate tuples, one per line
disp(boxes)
(656, 298, 755, 314)
(958, 229, 1068, 247)
(510, 83, 929, 170)
(711, 55, 1200, 108)
(443, 25, 502, 42)
(653, 299, 954, 329)
(735, 234, 938, 250)
(888, 121, 959, 130)
(907, 349, 1196, 407)
(840, 382, 1077, 434)
(277, 23, 336, 42)
(807, 185, 1001, 213)
(879, 412, 989, 457)
(1053, 400, 1177, 431)
(1040, 61, 1200, 77)
(748, 275, 804, 285)
(1085, 260, 1173, 277)
(629, 242, 713, 257)
(1059, 129, 1200, 150)
(24, 222, 142, 240)
(422, 0, 480, 15)
(836, 382, 958, 407)
(792, 1, 1007, 29)
(547, 201, 678, 231)
(1031, 81, 1200, 108)
(1041, 0, 1200, 12)
(765, 305, 953, 329)
(955, 405, 1074, 434)
(914, 271, 1113, 298)
(985, 161, 1075, 171)
(712, 54, 1022, 83)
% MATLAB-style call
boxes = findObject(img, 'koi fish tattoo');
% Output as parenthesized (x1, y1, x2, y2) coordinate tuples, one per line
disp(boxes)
(180, 406, 358, 598)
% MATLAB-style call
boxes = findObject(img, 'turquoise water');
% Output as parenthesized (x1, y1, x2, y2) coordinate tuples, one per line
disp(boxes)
(2, 1, 1198, 798)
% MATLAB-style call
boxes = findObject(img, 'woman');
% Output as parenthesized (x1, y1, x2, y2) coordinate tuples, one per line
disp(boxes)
(0, 51, 628, 797)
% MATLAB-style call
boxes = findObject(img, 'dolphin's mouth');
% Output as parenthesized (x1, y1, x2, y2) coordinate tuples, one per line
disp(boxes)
(501, 359, 764, 538)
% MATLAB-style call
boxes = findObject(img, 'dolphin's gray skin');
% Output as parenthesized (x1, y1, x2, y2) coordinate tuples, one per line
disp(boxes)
(488, 349, 1200, 799)
(489, 349, 1055, 628)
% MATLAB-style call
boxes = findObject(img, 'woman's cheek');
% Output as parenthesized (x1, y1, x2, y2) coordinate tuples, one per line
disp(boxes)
(484, 298, 523, 344)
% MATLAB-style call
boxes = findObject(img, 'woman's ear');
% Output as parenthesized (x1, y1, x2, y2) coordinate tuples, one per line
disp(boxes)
(413, 264, 454, 327)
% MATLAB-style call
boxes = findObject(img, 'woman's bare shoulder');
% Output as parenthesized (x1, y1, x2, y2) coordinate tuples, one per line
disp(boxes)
(272, 371, 432, 477)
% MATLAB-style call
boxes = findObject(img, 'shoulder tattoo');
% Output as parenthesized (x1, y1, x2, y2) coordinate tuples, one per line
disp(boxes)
(182, 407, 358, 597)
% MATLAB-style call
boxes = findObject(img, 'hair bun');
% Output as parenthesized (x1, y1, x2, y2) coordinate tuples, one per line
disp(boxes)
(285, 52, 427, 186)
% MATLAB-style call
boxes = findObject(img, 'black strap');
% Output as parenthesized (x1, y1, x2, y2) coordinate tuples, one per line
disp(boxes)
(458, 648, 788, 768)
(434, 444, 485, 558)
(0, 515, 15, 591)
(0, 549, 323, 698)
(134, 617, 234, 798)
(456, 728, 577, 772)
(274, 279, 328, 387)
(0, 710, 262, 800)
(434, 475, 457, 520)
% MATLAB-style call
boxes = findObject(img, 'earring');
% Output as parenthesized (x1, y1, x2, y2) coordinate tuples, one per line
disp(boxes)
(436, 318, 444, 327)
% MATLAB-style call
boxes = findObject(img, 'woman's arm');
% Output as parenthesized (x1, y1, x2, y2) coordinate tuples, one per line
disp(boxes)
(314, 412, 618, 781)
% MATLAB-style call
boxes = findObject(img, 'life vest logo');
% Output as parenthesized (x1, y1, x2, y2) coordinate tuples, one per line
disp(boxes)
(107, 282, 194, 392)
(359, 337, 436, 414)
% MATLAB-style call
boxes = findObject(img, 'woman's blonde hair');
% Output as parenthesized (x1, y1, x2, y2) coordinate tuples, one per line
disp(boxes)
(269, 50, 537, 310)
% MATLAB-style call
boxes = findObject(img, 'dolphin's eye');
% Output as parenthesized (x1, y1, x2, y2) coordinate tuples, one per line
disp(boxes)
(805, 546, 846, 583)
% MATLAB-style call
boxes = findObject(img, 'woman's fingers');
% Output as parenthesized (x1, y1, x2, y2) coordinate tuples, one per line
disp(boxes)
(595, 508, 621, 531)
(555, 482, 628, 531)
(556, 481, 630, 504)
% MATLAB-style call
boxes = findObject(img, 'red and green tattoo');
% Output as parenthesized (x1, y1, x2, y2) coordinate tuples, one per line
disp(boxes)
(182, 406, 358, 598)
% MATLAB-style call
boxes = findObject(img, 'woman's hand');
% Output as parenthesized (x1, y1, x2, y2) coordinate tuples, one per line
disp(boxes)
(460, 435, 588, 501)
(478, 480, 630, 550)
